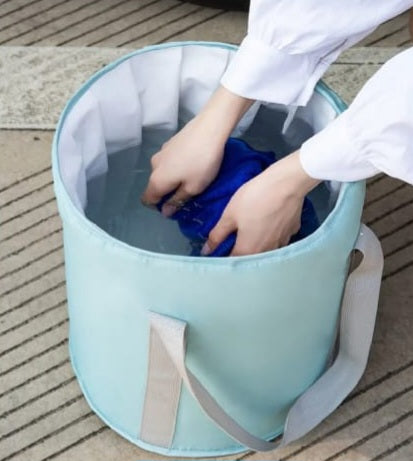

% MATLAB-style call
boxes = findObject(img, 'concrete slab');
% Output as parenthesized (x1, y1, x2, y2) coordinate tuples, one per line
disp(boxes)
(0, 46, 406, 129)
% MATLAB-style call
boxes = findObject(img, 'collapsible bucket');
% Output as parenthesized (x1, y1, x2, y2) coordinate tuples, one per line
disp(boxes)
(52, 42, 384, 457)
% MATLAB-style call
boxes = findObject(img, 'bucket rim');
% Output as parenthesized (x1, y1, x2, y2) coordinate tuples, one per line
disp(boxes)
(51, 40, 365, 265)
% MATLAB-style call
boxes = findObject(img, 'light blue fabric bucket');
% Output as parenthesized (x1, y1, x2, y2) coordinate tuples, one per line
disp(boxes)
(52, 42, 383, 457)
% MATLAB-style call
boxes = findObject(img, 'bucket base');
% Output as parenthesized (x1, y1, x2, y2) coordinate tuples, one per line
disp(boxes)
(68, 342, 284, 458)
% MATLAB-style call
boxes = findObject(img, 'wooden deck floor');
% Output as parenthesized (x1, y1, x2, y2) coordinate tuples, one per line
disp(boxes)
(0, 1, 410, 48)
(0, 2, 412, 460)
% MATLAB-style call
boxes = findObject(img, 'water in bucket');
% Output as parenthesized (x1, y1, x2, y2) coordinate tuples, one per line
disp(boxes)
(85, 105, 334, 255)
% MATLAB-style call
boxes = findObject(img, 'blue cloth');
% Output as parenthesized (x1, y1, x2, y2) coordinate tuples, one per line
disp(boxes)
(157, 138, 319, 256)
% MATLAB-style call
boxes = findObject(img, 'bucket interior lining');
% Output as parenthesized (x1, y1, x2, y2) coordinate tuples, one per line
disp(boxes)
(56, 44, 342, 254)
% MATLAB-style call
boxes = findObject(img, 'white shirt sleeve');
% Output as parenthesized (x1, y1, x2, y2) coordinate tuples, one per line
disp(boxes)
(221, 0, 413, 105)
(300, 47, 413, 184)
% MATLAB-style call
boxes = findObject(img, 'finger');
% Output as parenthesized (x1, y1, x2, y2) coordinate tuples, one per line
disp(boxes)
(279, 234, 292, 248)
(141, 171, 180, 207)
(161, 185, 194, 217)
(230, 233, 293, 255)
(201, 216, 237, 256)
(229, 230, 278, 257)
(229, 233, 252, 257)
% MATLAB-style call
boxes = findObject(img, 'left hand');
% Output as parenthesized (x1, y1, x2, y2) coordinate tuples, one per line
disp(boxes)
(201, 151, 321, 256)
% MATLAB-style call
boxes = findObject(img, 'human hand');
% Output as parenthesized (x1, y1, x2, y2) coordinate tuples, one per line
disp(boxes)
(201, 151, 321, 256)
(141, 86, 254, 217)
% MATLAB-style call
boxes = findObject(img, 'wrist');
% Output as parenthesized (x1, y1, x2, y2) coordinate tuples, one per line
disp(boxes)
(290, 150, 321, 195)
(267, 150, 321, 199)
(199, 85, 254, 141)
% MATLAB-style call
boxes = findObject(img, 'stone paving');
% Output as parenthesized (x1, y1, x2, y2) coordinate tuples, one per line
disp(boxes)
(0, 2, 413, 460)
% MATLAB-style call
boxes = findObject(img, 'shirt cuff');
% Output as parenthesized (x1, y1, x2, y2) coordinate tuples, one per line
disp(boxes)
(299, 113, 380, 182)
(221, 35, 330, 106)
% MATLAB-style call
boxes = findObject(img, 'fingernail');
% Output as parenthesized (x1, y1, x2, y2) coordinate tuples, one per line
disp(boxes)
(162, 203, 178, 217)
(201, 243, 211, 256)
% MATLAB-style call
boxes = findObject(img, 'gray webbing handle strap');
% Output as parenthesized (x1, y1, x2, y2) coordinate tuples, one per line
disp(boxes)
(145, 224, 384, 452)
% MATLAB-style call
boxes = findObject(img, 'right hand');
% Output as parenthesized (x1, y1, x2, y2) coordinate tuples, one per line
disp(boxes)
(141, 85, 254, 217)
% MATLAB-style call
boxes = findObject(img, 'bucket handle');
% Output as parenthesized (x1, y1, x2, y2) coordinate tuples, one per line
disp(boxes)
(141, 224, 383, 452)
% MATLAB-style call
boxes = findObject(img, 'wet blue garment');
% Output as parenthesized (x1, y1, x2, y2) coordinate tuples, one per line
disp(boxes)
(157, 138, 319, 256)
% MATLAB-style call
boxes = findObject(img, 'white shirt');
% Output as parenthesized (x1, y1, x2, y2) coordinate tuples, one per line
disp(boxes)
(221, 0, 413, 184)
